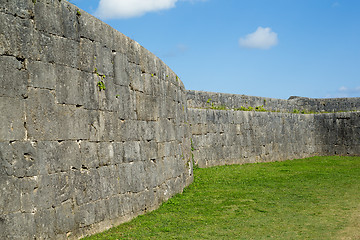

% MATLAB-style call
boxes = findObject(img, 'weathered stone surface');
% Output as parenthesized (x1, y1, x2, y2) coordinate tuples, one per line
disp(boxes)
(0, 56, 27, 98)
(0, 97, 25, 141)
(1, 0, 359, 239)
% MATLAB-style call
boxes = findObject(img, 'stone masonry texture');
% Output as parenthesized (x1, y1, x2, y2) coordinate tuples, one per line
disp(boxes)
(0, 0, 359, 239)
(0, 0, 192, 239)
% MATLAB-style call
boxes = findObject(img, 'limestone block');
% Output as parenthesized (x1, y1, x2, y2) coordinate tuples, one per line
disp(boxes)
(118, 193, 133, 216)
(98, 142, 114, 167)
(0, 56, 27, 98)
(123, 141, 141, 163)
(0, 212, 35, 240)
(128, 64, 144, 93)
(104, 195, 120, 220)
(0, 0, 34, 18)
(94, 199, 107, 224)
(34, 0, 80, 41)
(143, 73, 161, 96)
(114, 85, 135, 120)
(113, 53, 130, 86)
(56, 105, 91, 140)
(112, 142, 124, 164)
(94, 42, 114, 77)
(79, 141, 100, 169)
(5, 141, 38, 178)
(27, 60, 56, 89)
(127, 40, 141, 65)
(54, 201, 76, 234)
(0, 12, 35, 59)
(75, 202, 96, 228)
(98, 166, 119, 199)
(0, 175, 21, 215)
(37, 141, 81, 174)
(34, 208, 56, 239)
(130, 161, 146, 193)
(136, 93, 159, 121)
(0, 97, 25, 141)
(144, 161, 158, 189)
(73, 169, 101, 206)
(78, 11, 115, 49)
(55, 65, 87, 106)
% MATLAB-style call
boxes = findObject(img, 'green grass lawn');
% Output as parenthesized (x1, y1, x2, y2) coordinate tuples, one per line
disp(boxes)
(82, 156, 360, 240)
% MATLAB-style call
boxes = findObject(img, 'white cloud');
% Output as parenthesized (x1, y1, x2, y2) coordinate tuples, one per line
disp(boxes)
(95, 0, 178, 19)
(328, 86, 360, 98)
(332, 2, 340, 7)
(239, 27, 278, 50)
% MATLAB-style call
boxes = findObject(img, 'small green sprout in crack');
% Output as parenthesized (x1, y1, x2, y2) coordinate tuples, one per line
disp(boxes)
(176, 76, 179, 82)
(97, 80, 106, 91)
(116, 94, 121, 98)
(32, 0, 36, 3)
(76, 10, 81, 16)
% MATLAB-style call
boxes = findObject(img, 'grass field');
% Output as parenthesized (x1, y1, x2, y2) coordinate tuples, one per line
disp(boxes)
(82, 156, 360, 240)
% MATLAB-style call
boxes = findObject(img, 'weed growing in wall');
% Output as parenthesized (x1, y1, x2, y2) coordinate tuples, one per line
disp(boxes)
(94, 67, 106, 91)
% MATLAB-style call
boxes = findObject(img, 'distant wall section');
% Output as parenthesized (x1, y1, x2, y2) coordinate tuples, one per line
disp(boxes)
(188, 91, 360, 167)
(187, 90, 360, 113)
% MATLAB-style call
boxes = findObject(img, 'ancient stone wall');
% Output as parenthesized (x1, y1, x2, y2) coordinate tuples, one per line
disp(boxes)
(1, 0, 360, 239)
(187, 90, 360, 113)
(0, 0, 192, 239)
(188, 91, 360, 167)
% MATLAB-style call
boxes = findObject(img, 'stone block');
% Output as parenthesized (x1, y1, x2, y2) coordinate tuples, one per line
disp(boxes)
(0, 56, 27, 98)
(98, 166, 119, 198)
(0, 212, 35, 240)
(73, 169, 101, 205)
(55, 65, 87, 106)
(75, 202, 96, 228)
(37, 141, 81, 174)
(124, 141, 141, 163)
(113, 52, 130, 86)
(105, 195, 120, 220)
(79, 141, 100, 169)
(34, 208, 56, 239)
(0, 0, 34, 18)
(28, 60, 56, 89)
(94, 42, 114, 77)
(136, 93, 159, 121)
(129, 64, 144, 92)
(78, 10, 115, 49)
(55, 105, 91, 140)
(0, 175, 21, 215)
(0, 97, 25, 141)
(6, 141, 38, 178)
(0, 12, 36, 59)
(55, 201, 76, 234)
(25, 88, 59, 140)
(34, 0, 80, 41)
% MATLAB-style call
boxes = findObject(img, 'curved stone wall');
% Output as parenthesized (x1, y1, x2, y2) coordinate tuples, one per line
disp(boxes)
(0, 0, 192, 239)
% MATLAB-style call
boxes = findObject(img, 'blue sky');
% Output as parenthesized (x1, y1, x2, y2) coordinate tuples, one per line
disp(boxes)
(71, 0, 360, 99)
